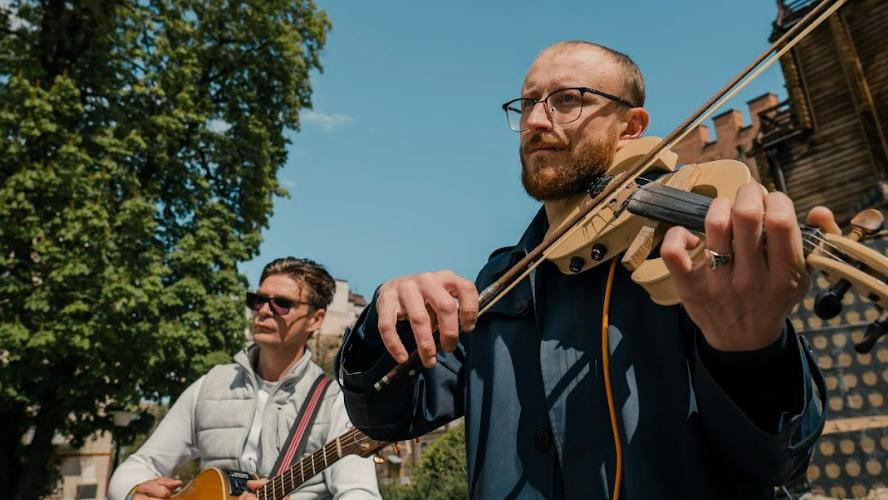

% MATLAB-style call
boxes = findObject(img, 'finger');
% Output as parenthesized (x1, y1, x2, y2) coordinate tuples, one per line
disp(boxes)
(764, 192, 808, 292)
(246, 479, 268, 489)
(136, 482, 175, 499)
(442, 273, 479, 333)
(704, 196, 733, 255)
(377, 286, 409, 363)
(398, 281, 438, 367)
(155, 478, 182, 489)
(703, 197, 735, 286)
(661, 226, 705, 297)
(417, 273, 459, 352)
(730, 183, 766, 276)
(806, 206, 841, 235)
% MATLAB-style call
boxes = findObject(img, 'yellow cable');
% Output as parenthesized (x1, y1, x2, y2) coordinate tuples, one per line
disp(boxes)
(601, 258, 622, 500)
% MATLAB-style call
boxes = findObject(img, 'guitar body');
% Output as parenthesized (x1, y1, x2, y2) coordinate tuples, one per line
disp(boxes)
(172, 468, 255, 500)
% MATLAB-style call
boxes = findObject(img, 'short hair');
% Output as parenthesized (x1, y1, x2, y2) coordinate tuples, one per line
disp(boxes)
(259, 257, 335, 310)
(544, 40, 645, 108)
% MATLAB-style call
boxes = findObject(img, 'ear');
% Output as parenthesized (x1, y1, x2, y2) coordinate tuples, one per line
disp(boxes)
(306, 308, 326, 333)
(616, 107, 650, 149)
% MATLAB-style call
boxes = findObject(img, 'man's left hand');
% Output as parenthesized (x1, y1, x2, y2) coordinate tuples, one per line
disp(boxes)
(660, 182, 839, 351)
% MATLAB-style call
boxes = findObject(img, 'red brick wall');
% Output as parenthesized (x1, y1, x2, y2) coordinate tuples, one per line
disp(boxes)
(671, 93, 780, 181)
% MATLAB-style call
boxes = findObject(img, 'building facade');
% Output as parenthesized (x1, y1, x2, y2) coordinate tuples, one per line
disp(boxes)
(672, 1, 888, 496)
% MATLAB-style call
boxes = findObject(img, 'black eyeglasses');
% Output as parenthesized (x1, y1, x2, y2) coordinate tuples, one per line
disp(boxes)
(501, 87, 635, 132)
(246, 292, 311, 316)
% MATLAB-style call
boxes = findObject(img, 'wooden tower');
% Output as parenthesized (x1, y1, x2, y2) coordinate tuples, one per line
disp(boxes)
(752, 0, 888, 224)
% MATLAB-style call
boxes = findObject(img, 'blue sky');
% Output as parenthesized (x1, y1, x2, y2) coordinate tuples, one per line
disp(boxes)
(238, 1, 789, 296)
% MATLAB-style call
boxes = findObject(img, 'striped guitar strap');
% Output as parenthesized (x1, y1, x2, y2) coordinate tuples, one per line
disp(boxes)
(270, 374, 333, 476)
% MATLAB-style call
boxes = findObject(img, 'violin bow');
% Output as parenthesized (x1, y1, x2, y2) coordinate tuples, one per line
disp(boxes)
(374, 0, 849, 391)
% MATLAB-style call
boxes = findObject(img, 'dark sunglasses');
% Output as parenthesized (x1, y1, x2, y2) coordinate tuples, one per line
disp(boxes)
(246, 292, 310, 316)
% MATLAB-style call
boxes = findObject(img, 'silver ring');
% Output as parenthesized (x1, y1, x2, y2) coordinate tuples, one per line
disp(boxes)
(705, 249, 733, 270)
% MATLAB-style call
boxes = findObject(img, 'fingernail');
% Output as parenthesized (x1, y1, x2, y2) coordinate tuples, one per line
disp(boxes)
(465, 322, 476, 333)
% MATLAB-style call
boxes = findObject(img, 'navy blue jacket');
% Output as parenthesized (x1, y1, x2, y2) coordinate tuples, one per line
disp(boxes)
(336, 208, 826, 499)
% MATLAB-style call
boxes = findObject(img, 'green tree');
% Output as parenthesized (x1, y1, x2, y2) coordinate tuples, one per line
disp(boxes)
(0, 1, 330, 498)
(410, 425, 468, 500)
(384, 424, 467, 500)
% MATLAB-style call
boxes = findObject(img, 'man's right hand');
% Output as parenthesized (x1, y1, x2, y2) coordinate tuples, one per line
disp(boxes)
(376, 270, 478, 367)
(130, 477, 182, 499)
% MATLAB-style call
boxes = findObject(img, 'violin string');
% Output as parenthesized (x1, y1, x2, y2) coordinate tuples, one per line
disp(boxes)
(624, 180, 853, 258)
(623, 195, 854, 266)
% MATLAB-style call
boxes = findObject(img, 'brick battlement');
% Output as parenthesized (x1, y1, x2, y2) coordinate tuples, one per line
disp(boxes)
(671, 92, 780, 180)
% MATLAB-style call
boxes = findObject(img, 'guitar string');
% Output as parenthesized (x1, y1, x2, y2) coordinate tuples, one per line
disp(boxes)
(264, 429, 372, 499)
(263, 431, 353, 499)
(278, 430, 362, 493)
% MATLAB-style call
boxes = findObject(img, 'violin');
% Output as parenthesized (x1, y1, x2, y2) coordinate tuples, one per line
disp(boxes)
(371, 0, 886, 391)
(544, 137, 888, 313)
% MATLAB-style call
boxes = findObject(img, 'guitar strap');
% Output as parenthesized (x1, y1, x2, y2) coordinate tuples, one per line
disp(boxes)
(270, 373, 332, 476)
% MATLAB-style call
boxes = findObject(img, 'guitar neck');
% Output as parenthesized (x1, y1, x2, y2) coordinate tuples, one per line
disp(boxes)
(255, 427, 378, 500)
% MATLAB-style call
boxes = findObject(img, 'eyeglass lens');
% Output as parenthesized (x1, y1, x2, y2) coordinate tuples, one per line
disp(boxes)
(246, 292, 294, 315)
(506, 88, 584, 132)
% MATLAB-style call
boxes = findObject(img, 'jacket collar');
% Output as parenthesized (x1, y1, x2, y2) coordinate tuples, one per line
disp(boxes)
(516, 206, 549, 255)
(234, 342, 314, 385)
(487, 206, 548, 277)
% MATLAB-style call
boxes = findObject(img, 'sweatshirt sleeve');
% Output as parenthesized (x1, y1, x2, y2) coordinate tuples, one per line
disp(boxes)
(107, 376, 204, 500)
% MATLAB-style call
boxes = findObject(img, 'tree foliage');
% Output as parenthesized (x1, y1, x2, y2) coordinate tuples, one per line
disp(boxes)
(0, 1, 330, 497)
(382, 424, 468, 500)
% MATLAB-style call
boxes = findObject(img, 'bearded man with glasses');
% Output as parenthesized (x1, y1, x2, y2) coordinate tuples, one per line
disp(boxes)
(109, 257, 381, 500)
(335, 41, 833, 499)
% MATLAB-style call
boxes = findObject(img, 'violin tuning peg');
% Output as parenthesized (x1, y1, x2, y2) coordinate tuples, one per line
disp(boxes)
(855, 319, 888, 354)
(849, 208, 884, 241)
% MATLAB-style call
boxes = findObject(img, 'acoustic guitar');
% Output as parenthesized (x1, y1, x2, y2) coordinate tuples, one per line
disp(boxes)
(170, 427, 389, 500)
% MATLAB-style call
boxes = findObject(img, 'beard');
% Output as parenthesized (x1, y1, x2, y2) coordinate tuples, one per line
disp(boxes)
(520, 130, 618, 201)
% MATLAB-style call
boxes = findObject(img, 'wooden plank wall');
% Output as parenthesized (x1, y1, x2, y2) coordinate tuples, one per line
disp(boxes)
(761, 0, 886, 224)
(844, 0, 888, 163)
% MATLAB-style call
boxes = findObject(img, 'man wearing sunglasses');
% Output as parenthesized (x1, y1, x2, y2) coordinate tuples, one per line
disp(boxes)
(335, 41, 833, 499)
(110, 257, 380, 500)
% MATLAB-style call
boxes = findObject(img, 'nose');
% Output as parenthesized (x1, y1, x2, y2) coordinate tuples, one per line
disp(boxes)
(254, 300, 273, 318)
(523, 101, 553, 131)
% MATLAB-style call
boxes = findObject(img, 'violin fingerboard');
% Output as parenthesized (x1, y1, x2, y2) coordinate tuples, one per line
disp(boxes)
(627, 182, 710, 232)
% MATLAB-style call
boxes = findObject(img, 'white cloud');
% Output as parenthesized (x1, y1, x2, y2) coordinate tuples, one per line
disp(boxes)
(301, 110, 354, 132)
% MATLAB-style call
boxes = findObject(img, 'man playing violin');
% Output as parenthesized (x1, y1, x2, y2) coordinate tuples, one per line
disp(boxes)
(336, 41, 834, 499)
(109, 257, 380, 500)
